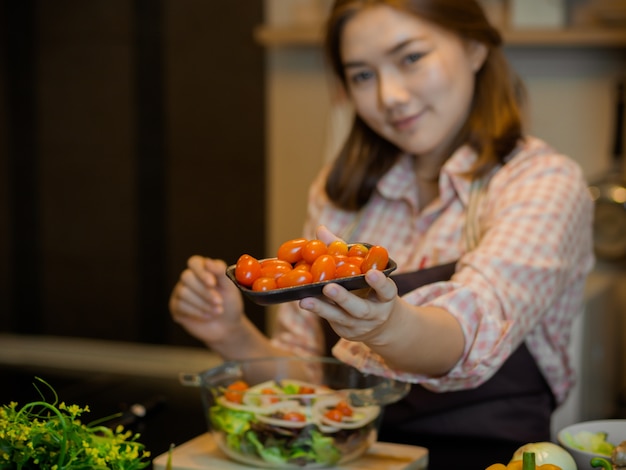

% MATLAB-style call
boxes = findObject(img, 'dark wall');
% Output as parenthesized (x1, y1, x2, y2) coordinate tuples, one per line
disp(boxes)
(0, 0, 266, 346)
(0, 2, 9, 336)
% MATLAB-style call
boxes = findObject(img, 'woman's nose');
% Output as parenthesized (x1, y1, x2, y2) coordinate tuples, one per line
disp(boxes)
(378, 71, 410, 108)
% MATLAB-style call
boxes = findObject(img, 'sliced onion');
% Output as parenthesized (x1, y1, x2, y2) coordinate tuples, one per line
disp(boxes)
(256, 414, 310, 428)
(216, 395, 300, 414)
(319, 405, 380, 429)
(310, 411, 341, 433)
(245, 380, 281, 395)
(312, 395, 381, 430)
(245, 379, 329, 396)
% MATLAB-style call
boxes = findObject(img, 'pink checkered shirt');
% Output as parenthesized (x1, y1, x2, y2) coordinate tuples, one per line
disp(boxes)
(271, 136, 595, 405)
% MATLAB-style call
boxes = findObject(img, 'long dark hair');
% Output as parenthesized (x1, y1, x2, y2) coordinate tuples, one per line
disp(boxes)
(324, 0, 525, 210)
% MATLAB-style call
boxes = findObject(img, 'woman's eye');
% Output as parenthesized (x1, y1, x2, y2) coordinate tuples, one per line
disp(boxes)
(403, 52, 423, 65)
(349, 70, 374, 84)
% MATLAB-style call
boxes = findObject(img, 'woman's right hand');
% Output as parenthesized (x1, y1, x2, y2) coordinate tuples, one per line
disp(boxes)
(169, 255, 245, 346)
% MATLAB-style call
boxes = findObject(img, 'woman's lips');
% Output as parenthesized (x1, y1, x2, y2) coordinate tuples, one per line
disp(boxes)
(391, 112, 421, 131)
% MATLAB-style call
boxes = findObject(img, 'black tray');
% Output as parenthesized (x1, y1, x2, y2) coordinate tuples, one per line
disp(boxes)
(225, 248, 397, 306)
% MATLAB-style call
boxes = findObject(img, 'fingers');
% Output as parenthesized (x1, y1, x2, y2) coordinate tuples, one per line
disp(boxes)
(187, 255, 225, 288)
(171, 277, 221, 315)
(169, 293, 213, 319)
(300, 270, 397, 322)
(315, 225, 343, 245)
(364, 269, 397, 302)
(170, 256, 227, 318)
(325, 270, 395, 310)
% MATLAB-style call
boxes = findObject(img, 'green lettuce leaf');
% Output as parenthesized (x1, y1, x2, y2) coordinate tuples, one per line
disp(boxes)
(209, 405, 253, 435)
(246, 431, 288, 464)
(563, 431, 615, 456)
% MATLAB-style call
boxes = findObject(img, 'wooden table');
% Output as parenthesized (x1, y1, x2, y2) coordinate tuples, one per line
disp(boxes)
(152, 432, 428, 470)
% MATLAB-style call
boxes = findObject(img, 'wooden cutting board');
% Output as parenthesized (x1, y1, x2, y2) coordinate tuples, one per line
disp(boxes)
(152, 432, 428, 470)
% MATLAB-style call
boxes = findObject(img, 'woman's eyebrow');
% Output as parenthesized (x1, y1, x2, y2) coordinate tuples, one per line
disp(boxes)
(387, 37, 420, 55)
(342, 37, 422, 69)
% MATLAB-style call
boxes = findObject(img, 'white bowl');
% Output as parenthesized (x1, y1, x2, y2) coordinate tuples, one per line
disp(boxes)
(557, 419, 626, 470)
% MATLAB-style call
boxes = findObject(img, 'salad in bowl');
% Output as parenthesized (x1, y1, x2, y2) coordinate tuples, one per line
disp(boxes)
(180, 356, 410, 468)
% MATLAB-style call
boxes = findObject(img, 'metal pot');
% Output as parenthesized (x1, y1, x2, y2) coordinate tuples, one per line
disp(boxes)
(589, 77, 626, 260)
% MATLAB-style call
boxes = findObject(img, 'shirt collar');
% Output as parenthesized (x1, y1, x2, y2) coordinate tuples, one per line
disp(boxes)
(439, 145, 477, 208)
(376, 154, 419, 209)
(375, 146, 479, 212)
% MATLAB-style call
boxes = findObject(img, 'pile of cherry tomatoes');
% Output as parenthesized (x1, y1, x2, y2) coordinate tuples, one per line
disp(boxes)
(234, 238, 390, 292)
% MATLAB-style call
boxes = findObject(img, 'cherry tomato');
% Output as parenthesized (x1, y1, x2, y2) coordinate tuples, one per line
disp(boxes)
(260, 259, 292, 279)
(282, 411, 307, 422)
(323, 408, 344, 422)
(235, 254, 262, 287)
(276, 269, 313, 288)
(298, 385, 315, 394)
(301, 239, 328, 264)
(335, 400, 353, 417)
(310, 254, 336, 283)
(347, 256, 364, 269)
(293, 260, 311, 272)
(360, 245, 389, 273)
(261, 388, 280, 403)
(227, 380, 249, 390)
(252, 276, 277, 292)
(277, 238, 308, 264)
(224, 391, 243, 404)
(348, 243, 369, 258)
(335, 263, 361, 278)
(333, 255, 348, 267)
(224, 380, 249, 404)
(327, 240, 348, 257)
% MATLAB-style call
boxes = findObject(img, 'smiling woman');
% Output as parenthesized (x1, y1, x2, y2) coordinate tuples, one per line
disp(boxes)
(169, 1, 595, 469)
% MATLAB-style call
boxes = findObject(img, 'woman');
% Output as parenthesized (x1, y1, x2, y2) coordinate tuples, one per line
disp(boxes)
(169, 1, 594, 468)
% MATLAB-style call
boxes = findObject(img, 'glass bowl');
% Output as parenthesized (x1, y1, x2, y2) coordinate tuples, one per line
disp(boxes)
(180, 356, 410, 468)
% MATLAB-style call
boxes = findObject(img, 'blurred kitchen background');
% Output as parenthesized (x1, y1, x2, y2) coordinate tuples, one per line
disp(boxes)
(1, 0, 626, 462)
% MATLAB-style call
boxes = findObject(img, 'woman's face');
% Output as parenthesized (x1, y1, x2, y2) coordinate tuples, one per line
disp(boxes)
(340, 5, 486, 162)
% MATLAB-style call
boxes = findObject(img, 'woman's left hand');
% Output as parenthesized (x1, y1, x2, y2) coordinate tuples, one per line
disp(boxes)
(299, 267, 399, 346)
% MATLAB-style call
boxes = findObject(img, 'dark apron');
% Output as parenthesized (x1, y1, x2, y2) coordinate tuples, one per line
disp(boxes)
(322, 262, 556, 470)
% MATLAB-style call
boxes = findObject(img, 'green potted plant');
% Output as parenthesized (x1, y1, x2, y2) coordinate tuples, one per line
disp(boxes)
(0, 377, 151, 469)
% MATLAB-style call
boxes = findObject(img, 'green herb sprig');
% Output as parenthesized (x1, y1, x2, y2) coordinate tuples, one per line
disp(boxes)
(0, 377, 151, 470)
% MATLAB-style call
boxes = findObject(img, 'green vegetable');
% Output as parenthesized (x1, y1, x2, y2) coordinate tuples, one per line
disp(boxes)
(310, 429, 341, 464)
(246, 431, 287, 464)
(590, 457, 612, 470)
(523, 452, 536, 470)
(280, 383, 300, 395)
(209, 403, 344, 466)
(0, 377, 150, 470)
(561, 431, 615, 456)
(165, 443, 174, 470)
(209, 405, 253, 435)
